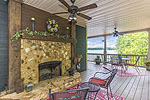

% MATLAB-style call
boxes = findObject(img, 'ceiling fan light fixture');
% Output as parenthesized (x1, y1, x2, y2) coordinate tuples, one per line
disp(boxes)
(74, 17, 77, 20)
(68, 14, 77, 21)
(113, 27, 119, 37)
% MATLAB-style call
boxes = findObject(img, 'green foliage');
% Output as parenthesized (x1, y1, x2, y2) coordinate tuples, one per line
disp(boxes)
(11, 27, 72, 41)
(94, 56, 101, 62)
(11, 30, 24, 41)
(144, 60, 150, 65)
(116, 32, 148, 55)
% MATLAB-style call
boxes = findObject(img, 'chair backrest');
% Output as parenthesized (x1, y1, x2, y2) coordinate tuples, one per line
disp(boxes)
(135, 56, 140, 65)
(105, 69, 117, 87)
(111, 57, 122, 64)
(49, 88, 89, 100)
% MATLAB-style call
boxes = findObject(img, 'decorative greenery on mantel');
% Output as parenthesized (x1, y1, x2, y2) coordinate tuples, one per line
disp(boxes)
(11, 27, 72, 41)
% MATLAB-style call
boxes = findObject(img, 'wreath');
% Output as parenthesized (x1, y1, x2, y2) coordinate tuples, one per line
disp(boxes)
(46, 19, 59, 33)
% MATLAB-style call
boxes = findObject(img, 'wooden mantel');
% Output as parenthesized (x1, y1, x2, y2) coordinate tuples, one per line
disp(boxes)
(22, 34, 75, 43)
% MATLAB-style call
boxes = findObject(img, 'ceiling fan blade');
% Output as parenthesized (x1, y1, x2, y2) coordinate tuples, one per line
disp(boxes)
(77, 13, 92, 20)
(59, 5, 68, 11)
(53, 12, 68, 14)
(58, 0, 71, 9)
(78, 3, 97, 12)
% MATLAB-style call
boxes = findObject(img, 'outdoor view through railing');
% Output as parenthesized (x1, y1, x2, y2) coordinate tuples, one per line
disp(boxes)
(87, 32, 148, 67)
(87, 53, 147, 67)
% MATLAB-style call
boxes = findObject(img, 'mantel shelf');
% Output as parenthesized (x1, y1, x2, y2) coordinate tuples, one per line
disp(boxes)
(22, 34, 74, 43)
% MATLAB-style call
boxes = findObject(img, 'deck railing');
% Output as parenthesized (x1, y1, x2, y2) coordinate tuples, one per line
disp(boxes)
(87, 53, 147, 67)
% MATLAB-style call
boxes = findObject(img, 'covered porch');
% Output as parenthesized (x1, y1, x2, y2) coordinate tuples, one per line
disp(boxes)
(0, 0, 150, 100)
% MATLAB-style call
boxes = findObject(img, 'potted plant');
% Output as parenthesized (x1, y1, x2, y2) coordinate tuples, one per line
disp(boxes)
(144, 60, 150, 71)
(94, 56, 101, 65)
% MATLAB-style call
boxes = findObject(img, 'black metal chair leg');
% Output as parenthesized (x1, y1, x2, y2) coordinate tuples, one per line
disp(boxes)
(120, 66, 123, 76)
(93, 91, 98, 100)
(134, 65, 140, 74)
(125, 66, 128, 72)
(109, 85, 113, 98)
(111, 64, 114, 69)
(107, 88, 110, 100)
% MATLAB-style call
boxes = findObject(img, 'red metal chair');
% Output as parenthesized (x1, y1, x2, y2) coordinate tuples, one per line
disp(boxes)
(125, 56, 140, 73)
(110, 57, 127, 75)
(49, 88, 89, 100)
(89, 68, 118, 100)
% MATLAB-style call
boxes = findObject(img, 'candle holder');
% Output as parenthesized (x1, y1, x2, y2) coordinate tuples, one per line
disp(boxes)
(31, 18, 35, 32)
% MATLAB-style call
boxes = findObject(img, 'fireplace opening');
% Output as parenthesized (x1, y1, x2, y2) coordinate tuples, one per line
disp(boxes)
(38, 61, 62, 82)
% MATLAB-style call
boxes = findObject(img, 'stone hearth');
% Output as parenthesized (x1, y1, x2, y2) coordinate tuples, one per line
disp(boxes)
(0, 72, 81, 100)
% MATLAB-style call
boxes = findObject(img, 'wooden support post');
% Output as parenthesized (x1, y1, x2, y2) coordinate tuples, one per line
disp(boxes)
(71, 21, 76, 69)
(104, 35, 107, 63)
(147, 30, 150, 60)
(8, 0, 22, 93)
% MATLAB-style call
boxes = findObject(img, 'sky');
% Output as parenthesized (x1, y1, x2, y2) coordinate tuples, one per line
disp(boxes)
(87, 35, 118, 48)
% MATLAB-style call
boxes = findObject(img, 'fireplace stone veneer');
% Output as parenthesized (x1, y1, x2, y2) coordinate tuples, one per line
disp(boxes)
(21, 39, 71, 85)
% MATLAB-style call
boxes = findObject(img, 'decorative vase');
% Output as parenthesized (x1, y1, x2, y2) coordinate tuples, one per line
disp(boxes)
(146, 64, 150, 71)
(96, 62, 100, 65)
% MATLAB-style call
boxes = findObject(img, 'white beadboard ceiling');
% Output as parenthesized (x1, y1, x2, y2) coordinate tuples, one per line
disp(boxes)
(23, 0, 150, 37)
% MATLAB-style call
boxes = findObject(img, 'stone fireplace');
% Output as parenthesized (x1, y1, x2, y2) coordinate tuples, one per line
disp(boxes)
(21, 39, 71, 85)
(38, 61, 62, 82)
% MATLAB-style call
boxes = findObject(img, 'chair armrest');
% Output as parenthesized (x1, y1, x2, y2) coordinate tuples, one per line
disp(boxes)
(94, 71, 111, 77)
(89, 77, 107, 82)
(103, 67, 113, 72)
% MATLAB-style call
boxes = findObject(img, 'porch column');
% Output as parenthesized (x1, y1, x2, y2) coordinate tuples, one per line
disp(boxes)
(148, 29, 150, 60)
(8, 0, 22, 92)
(104, 35, 107, 63)
(71, 21, 76, 69)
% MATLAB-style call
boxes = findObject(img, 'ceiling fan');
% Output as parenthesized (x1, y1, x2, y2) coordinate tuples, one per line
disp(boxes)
(113, 27, 119, 37)
(54, 0, 97, 21)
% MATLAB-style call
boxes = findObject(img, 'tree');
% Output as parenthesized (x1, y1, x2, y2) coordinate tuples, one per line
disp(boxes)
(116, 32, 148, 55)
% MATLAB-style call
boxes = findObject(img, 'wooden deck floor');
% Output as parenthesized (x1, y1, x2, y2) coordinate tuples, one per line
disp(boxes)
(81, 62, 150, 100)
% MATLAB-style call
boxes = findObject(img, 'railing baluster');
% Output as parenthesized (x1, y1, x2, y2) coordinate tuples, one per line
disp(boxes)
(141, 56, 142, 66)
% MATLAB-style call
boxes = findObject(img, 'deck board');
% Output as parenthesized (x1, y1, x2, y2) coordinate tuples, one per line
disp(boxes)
(133, 76, 144, 100)
(112, 77, 128, 94)
(121, 76, 137, 98)
(148, 75, 150, 100)
(115, 76, 132, 96)
(141, 76, 148, 100)
(81, 62, 150, 100)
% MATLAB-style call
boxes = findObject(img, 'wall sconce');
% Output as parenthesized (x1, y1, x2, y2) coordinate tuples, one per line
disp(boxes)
(66, 27, 70, 34)
(31, 18, 35, 32)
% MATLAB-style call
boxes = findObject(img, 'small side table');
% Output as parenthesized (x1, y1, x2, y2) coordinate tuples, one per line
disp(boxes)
(79, 82, 100, 100)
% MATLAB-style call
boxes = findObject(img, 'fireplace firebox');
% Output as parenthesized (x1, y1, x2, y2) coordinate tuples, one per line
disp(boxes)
(38, 61, 62, 82)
